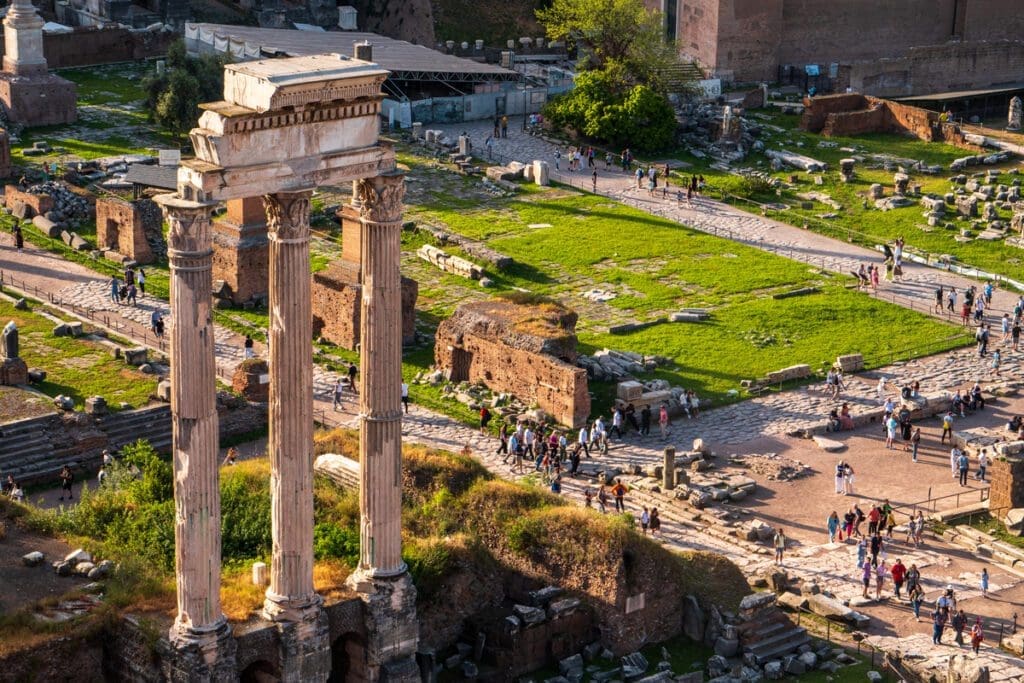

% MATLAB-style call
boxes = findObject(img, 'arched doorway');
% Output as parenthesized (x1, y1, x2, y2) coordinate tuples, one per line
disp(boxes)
(328, 632, 367, 682)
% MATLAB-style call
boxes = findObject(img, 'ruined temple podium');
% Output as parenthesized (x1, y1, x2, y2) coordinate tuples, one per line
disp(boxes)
(0, 0, 76, 126)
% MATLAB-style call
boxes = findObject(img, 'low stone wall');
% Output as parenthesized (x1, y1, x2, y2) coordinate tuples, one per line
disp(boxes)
(4, 184, 54, 217)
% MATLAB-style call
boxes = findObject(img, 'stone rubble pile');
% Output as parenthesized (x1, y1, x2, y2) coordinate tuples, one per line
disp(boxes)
(25, 181, 93, 227)
(726, 453, 812, 481)
(22, 547, 116, 581)
(576, 349, 670, 381)
(674, 101, 764, 164)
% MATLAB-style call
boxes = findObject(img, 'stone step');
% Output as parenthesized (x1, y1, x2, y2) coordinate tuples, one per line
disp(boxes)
(750, 631, 812, 665)
(739, 618, 790, 642)
(0, 413, 59, 434)
(0, 432, 52, 457)
(746, 622, 807, 653)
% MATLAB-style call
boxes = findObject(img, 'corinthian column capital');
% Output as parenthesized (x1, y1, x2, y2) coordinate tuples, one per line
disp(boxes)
(355, 173, 405, 224)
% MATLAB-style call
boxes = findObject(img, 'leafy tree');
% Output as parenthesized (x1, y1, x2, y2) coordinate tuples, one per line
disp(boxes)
(536, 0, 679, 90)
(143, 39, 226, 138)
(545, 71, 676, 152)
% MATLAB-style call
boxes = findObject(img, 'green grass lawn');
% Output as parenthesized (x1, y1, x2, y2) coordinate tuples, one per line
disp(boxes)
(407, 172, 970, 409)
(662, 110, 1024, 285)
(0, 298, 157, 410)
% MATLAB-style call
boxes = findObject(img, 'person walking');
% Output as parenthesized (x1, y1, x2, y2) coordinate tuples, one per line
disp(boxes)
(891, 558, 907, 599)
(980, 567, 989, 597)
(970, 618, 984, 654)
(952, 609, 967, 647)
(932, 607, 947, 644)
(843, 463, 856, 495)
(478, 405, 491, 432)
(870, 532, 884, 567)
(861, 559, 873, 598)
(958, 449, 970, 486)
(640, 404, 651, 436)
(13, 224, 23, 252)
(910, 583, 925, 621)
(875, 559, 887, 599)
(977, 449, 989, 482)
(401, 381, 411, 414)
(58, 465, 74, 501)
(577, 424, 590, 457)
(611, 479, 627, 512)
(110, 275, 121, 303)
(497, 422, 510, 461)
(773, 528, 787, 566)
(640, 506, 650, 534)
(834, 461, 846, 494)
(597, 484, 609, 513)
(333, 379, 344, 410)
(827, 511, 840, 543)
(911, 427, 921, 462)
(942, 411, 955, 444)
(126, 283, 137, 306)
(649, 507, 661, 535)
(136, 268, 146, 296)
(244, 335, 254, 359)
(658, 403, 669, 440)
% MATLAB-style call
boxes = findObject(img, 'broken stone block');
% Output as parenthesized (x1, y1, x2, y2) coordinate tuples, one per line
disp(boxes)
(157, 379, 171, 401)
(512, 604, 546, 625)
(52, 323, 69, 337)
(84, 395, 107, 415)
(53, 394, 74, 410)
(65, 548, 92, 564)
(75, 561, 95, 576)
(27, 368, 45, 383)
(22, 551, 45, 567)
(123, 347, 148, 366)
(66, 322, 83, 337)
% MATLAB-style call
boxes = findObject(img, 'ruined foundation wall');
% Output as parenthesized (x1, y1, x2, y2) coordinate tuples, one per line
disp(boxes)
(95, 197, 156, 264)
(989, 456, 1024, 516)
(311, 263, 418, 349)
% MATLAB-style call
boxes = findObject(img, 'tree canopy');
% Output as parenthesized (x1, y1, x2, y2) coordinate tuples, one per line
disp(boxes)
(536, 0, 680, 92)
(142, 40, 226, 139)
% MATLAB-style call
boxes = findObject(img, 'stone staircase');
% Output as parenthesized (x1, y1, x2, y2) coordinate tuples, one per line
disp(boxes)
(95, 405, 172, 455)
(737, 596, 811, 665)
(0, 413, 62, 484)
(0, 405, 172, 487)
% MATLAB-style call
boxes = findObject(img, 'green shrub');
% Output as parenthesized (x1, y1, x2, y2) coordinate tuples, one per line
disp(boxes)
(404, 538, 453, 601)
(312, 523, 360, 563)
(505, 515, 547, 556)
(220, 466, 272, 562)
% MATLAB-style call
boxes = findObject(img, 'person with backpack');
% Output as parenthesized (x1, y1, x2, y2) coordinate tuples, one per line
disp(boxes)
(611, 479, 627, 512)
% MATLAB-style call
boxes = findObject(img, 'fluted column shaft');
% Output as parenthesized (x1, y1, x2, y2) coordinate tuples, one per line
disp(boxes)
(162, 198, 226, 642)
(356, 173, 406, 577)
(263, 191, 318, 619)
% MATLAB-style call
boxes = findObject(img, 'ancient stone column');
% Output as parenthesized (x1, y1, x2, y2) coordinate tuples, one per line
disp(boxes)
(347, 172, 420, 682)
(262, 190, 330, 682)
(663, 446, 676, 491)
(157, 196, 236, 680)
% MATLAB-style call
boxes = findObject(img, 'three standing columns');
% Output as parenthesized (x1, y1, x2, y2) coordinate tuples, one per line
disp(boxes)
(348, 172, 421, 682)
(261, 191, 330, 681)
(158, 195, 236, 681)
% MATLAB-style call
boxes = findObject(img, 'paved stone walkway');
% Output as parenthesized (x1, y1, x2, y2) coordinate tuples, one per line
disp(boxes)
(864, 632, 1024, 682)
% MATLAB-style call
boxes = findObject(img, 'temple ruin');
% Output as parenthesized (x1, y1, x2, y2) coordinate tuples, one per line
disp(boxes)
(434, 298, 591, 428)
(155, 48, 416, 681)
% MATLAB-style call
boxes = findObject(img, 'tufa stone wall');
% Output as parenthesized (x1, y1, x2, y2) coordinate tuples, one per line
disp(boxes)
(311, 260, 418, 349)
(434, 298, 590, 428)
(95, 197, 158, 265)
(0, 73, 77, 127)
(989, 456, 1024, 516)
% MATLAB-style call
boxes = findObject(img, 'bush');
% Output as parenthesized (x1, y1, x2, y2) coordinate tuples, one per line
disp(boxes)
(544, 71, 676, 152)
(220, 464, 272, 562)
(312, 523, 360, 563)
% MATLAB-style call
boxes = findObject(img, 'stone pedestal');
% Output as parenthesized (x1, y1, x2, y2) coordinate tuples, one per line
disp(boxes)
(212, 197, 269, 305)
(0, 357, 27, 385)
(663, 446, 676, 491)
(160, 621, 238, 683)
(347, 572, 420, 683)
(231, 358, 269, 403)
(156, 195, 235, 673)
(262, 190, 329, 681)
(0, 0, 76, 127)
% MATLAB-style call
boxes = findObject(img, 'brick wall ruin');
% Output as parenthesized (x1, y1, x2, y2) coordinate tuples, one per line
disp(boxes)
(658, 0, 1024, 94)
(0, 26, 172, 69)
(212, 197, 269, 305)
(989, 456, 1024, 516)
(95, 197, 160, 265)
(5, 184, 54, 217)
(311, 260, 418, 349)
(434, 299, 590, 428)
(800, 94, 975, 150)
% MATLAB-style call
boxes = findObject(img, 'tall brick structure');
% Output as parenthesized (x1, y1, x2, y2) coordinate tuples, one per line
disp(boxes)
(434, 298, 591, 429)
(311, 200, 417, 349)
(989, 456, 1024, 517)
(96, 197, 159, 265)
(656, 0, 1024, 95)
(212, 197, 270, 306)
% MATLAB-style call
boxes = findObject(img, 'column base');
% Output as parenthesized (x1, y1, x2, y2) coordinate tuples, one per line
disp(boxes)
(263, 594, 331, 683)
(347, 569, 420, 683)
(163, 618, 237, 683)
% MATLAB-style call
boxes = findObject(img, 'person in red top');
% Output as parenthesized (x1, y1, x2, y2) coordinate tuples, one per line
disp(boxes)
(891, 558, 908, 599)
(867, 506, 882, 535)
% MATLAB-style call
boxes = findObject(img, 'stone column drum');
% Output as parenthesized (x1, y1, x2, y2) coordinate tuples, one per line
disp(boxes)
(262, 191, 330, 681)
(157, 196, 236, 680)
(347, 173, 420, 682)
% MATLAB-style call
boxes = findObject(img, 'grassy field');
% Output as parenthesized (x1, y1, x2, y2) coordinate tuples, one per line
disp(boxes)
(0, 298, 157, 410)
(665, 109, 1024, 284)
(407, 174, 970, 407)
